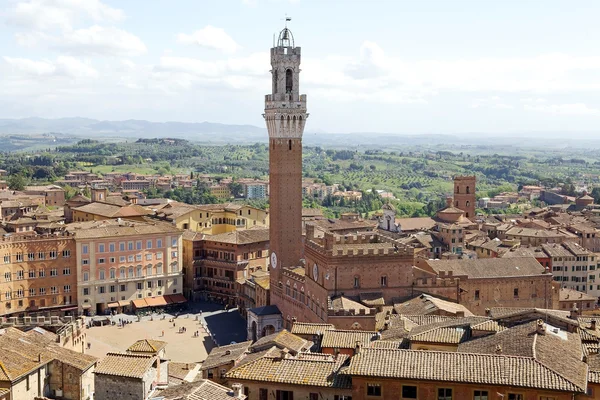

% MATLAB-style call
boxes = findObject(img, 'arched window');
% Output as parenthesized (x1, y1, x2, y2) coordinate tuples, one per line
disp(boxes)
(456, 186, 459, 194)
(466, 186, 470, 194)
(128, 267, 134, 278)
(289, 140, 292, 151)
(273, 69, 278, 93)
(119, 268, 125, 278)
(285, 69, 293, 93)
(455, 201, 459, 207)
(466, 201, 470, 207)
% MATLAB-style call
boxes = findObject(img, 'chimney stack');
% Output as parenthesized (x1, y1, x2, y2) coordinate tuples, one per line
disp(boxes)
(536, 319, 546, 335)
(484, 308, 491, 316)
(570, 305, 580, 320)
(592, 320, 597, 330)
(354, 340, 362, 355)
(231, 383, 243, 399)
(495, 344, 502, 354)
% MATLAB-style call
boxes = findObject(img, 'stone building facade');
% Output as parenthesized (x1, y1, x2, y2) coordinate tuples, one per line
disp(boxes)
(0, 232, 77, 317)
(66, 219, 183, 316)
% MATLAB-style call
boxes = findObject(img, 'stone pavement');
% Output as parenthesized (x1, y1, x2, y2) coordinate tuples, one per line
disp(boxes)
(84, 302, 248, 363)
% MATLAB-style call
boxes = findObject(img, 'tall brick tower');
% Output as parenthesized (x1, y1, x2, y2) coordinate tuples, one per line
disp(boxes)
(454, 175, 476, 220)
(264, 25, 308, 300)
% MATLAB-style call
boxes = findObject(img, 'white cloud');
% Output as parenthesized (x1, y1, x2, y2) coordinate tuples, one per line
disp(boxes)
(13, 25, 147, 57)
(3, 55, 97, 78)
(177, 26, 239, 54)
(524, 103, 600, 116)
(58, 25, 147, 56)
(7, 0, 124, 31)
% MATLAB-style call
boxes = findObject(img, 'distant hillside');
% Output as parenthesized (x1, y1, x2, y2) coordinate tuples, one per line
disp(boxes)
(0, 117, 266, 142)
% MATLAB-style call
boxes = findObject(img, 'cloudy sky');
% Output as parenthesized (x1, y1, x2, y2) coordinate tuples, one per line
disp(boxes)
(1, 0, 599, 134)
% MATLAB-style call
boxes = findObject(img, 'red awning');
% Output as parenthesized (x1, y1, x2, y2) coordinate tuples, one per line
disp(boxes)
(165, 294, 187, 304)
(118, 300, 130, 307)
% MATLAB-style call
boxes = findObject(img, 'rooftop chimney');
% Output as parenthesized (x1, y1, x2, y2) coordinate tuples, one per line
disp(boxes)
(592, 320, 597, 330)
(231, 383, 243, 399)
(354, 340, 362, 355)
(495, 344, 502, 354)
(536, 319, 546, 335)
(484, 308, 491, 316)
(570, 305, 580, 320)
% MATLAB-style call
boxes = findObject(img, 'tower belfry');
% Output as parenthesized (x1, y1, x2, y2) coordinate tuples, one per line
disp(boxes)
(264, 22, 308, 300)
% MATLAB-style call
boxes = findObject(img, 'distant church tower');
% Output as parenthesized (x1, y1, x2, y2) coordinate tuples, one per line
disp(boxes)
(454, 175, 476, 220)
(264, 25, 308, 299)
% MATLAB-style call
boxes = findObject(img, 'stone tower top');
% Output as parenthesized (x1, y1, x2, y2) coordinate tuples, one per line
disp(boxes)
(264, 22, 308, 139)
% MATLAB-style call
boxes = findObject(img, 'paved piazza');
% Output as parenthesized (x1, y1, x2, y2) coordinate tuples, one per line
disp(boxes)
(84, 305, 248, 363)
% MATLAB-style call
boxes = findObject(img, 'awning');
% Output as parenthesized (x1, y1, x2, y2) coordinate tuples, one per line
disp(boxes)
(165, 294, 187, 304)
(61, 306, 79, 311)
(145, 296, 167, 307)
(118, 300, 130, 307)
(132, 299, 148, 309)
(81, 304, 92, 309)
(107, 302, 119, 308)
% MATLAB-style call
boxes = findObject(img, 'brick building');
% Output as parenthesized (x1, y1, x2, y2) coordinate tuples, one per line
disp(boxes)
(182, 229, 269, 304)
(415, 257, 557, 314)
(453, 175, 476, 220)
(0, 232, 77, 317)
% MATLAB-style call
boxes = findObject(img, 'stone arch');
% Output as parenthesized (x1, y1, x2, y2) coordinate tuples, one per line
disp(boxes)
(285, 68, 293, 93)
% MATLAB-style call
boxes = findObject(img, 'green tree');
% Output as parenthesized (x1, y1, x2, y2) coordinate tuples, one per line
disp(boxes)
(7, 174, 26, 191)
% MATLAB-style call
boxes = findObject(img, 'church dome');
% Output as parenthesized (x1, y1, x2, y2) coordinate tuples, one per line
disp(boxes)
(277, 27, 295, 48)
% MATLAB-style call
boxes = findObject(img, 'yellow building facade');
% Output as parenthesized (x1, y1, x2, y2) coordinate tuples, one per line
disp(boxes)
(168, 204, 269, 235)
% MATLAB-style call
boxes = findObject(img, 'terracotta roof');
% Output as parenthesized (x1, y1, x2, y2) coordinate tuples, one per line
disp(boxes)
(150, 379, 244, 400)
(127, 339, 167, 354)
(331, 296, 370, 312)
(349, 348, 586, 392)
(402, 314, 457, 326)
(201, 341, 252, 371)
(471, 320, 505, 333)
(308, 219, 377, 233)
(321, 330, 377, 349)
(226, 352, 351, 389)
(0, 332, 97, 381)
(560, 288, 597, 302)
(95, 352, 155, 379)
(359, 292, 385, 307)
(424, 257, 547, 279)
(66, 218, 181, 238)
(73, 202, 149, 218)
(251, 330, 311, 354)
(393, 294, 474, 317)
(291, 322, 335, 336)
(168, 362, 200, 383)
(202, 228, 269, 245)
(410, 326, 471, 344)
(457, 320, 587, 392)
(488, 307, 577, 327)
(370, 340, 404, 349)
(395, 217, 436, 231)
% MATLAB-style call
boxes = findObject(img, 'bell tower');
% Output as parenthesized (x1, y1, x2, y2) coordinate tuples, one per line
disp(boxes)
(264, 24, 308, 300)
